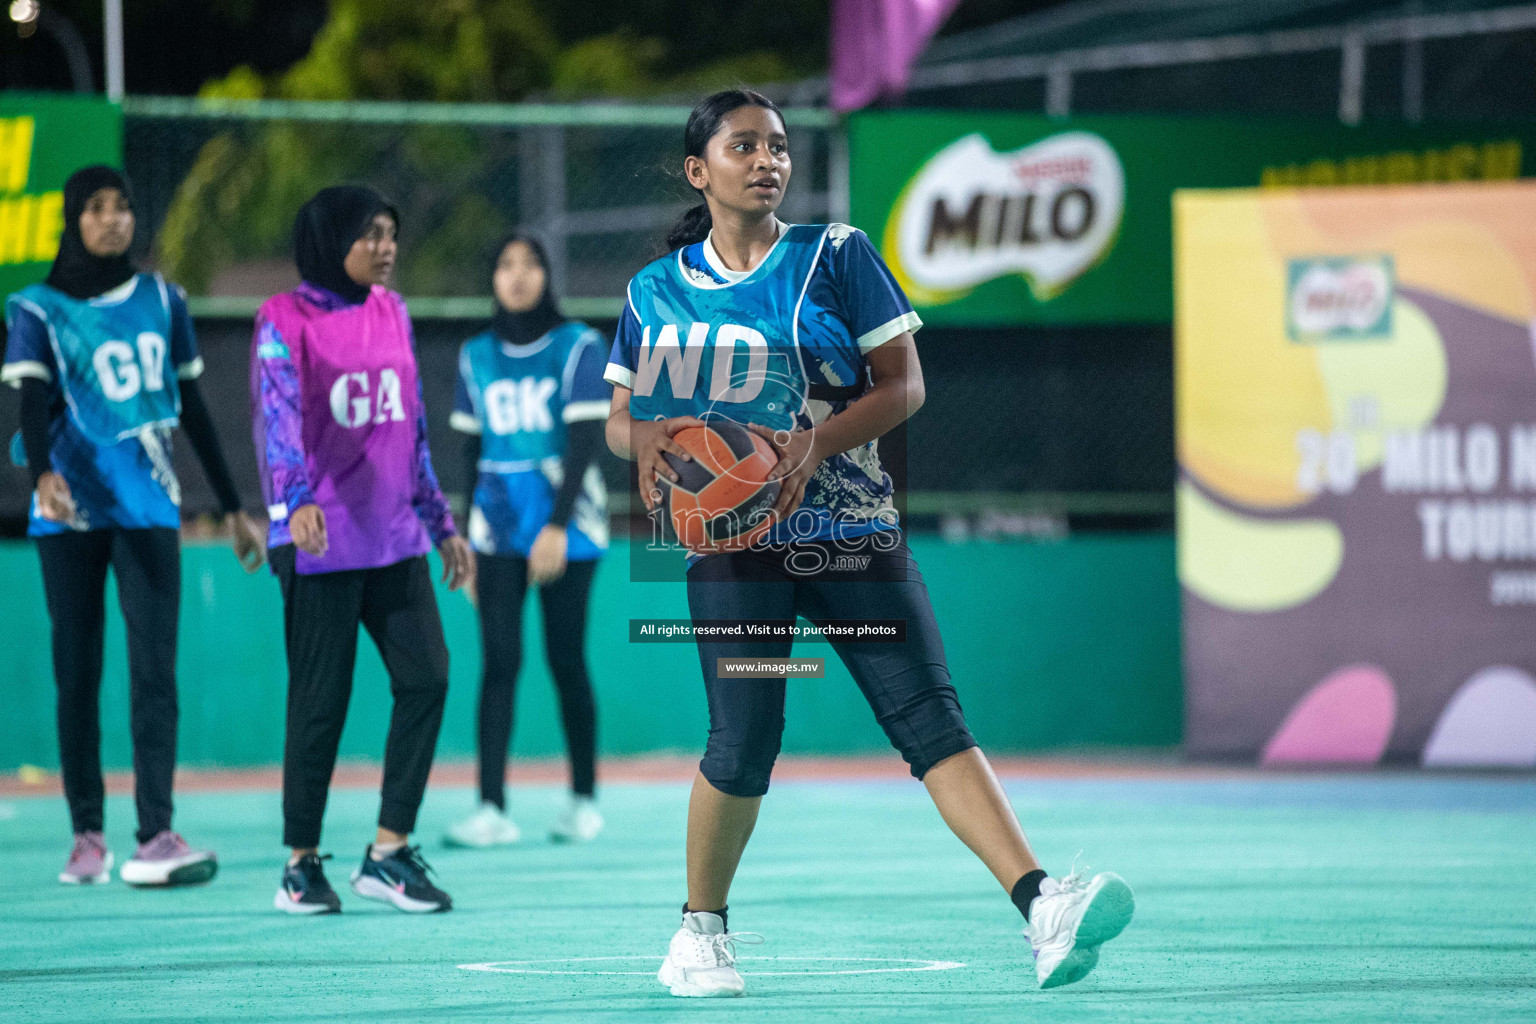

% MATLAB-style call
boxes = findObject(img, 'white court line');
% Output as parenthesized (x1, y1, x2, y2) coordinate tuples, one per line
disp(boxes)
(458, 955, 966, 977)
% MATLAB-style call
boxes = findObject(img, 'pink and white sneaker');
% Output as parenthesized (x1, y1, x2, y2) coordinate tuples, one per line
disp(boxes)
(120, 831, 218, 887)
(59, 831, 112, 885)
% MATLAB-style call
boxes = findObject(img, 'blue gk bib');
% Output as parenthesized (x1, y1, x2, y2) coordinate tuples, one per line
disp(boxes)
(460, 321, 597, 470)
(459, 321, 609, 559)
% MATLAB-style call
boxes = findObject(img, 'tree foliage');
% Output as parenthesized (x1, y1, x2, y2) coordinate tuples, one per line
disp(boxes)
(155, 0, 811, 294)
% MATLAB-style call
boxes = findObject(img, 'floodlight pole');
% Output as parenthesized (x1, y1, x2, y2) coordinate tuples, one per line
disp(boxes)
(104, 0, 124, 101)
(33, 9, 95, 93)
(1402, 2, 1426, 123)
(1338, 32, 1365, 125)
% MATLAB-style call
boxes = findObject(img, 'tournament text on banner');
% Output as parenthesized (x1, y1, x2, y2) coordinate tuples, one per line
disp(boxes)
(1176, 181, 1536, 768)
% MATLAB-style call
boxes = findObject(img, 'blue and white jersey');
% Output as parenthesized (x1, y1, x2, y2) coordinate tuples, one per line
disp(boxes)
(605, 223, 922, 545)
(3, 273, 201, 536)
(452, 319, 611, 559)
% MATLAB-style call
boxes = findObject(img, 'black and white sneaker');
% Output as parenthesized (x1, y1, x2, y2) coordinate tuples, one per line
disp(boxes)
(274, 853, 342, 915)
(350, 844, 452, 913)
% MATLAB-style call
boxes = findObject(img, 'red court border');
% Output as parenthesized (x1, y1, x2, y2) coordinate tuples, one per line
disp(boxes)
(0, 753, 1305, 798)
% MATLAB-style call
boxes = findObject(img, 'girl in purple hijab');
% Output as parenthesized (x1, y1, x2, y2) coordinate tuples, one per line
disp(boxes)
(251, 185, 473, 916)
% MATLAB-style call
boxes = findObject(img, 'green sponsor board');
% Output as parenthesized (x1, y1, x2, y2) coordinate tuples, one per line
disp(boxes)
(0, 94, 123, 300)
(850, 112, 1535, 326)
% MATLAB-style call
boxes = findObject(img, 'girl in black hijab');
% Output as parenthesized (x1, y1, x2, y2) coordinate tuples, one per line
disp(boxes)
(254, 183, 469, 916)
(487, 234, 564, 345)
(45, 165, 138, 299)
(443, 232, 612, 848)
(4, 165, 263, 888)
(292, 185, 401, 305)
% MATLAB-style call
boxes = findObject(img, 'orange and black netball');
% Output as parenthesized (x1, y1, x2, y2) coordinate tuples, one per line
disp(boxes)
(658, 418, 780, 552)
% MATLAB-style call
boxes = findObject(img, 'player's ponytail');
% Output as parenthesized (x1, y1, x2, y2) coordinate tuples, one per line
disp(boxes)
(663, 88, 786, 253)
(665, 203, 713, 252)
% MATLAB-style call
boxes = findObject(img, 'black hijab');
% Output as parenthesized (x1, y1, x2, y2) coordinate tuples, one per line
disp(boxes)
(293, 185, 398, 305)
(46, 166, 137, 300)
(491, 233, 564, 346)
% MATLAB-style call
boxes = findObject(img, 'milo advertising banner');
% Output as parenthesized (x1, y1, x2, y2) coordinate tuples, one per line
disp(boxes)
(1176, 181, 1536, 767)
(0, 95, 123, 300)
(850, 112, 1536, 326)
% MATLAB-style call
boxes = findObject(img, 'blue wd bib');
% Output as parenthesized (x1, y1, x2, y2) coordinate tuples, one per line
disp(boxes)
(621, 224, 900, 546)
(623, 225, 843, 432)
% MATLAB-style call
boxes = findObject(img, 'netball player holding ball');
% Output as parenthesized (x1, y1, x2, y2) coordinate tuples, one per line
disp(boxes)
(604, 91, 1134, 995)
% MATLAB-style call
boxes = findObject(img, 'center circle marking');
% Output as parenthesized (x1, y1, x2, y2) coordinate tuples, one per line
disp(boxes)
(458, 955, 966, 977)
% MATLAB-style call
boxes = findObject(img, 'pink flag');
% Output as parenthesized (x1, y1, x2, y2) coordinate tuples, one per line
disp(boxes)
(830, 0, 963, 112)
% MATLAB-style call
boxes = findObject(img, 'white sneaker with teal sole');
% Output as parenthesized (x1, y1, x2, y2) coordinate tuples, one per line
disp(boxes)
(657, 911, 762, 997)
(444, 803, 521, 849)
(549, 796, 603, 843)
(1025, 870, 1135, 989)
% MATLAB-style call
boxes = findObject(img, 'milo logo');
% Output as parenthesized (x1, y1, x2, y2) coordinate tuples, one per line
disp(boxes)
(883, 131, 1125, 305)
(1286, 256, 1394, 342)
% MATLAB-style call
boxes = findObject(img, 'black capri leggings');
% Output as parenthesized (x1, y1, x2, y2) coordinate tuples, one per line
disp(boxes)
(37, 528, 181, 844)
(686, 534, 975, 798)
(475, 554, 598, 808)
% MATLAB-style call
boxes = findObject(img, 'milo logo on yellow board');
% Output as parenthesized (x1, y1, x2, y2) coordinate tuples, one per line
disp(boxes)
(1286, 256, 1395, 342)
(882, 132, 1125, 306)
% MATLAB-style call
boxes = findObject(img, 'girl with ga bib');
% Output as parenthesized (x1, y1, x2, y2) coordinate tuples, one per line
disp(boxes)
(3, 165, 264, 888)
(253, 185, 473, 916)
(604, 92, 1135, 996)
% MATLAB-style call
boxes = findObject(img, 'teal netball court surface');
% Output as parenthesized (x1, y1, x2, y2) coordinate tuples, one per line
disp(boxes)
(3, 769, 1533, 1024)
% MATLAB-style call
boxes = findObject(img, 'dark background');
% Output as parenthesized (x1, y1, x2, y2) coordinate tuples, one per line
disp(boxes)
(0, 316, 1173, 533)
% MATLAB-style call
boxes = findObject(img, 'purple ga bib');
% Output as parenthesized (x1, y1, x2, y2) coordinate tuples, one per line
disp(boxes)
(262, 286, 430, 574)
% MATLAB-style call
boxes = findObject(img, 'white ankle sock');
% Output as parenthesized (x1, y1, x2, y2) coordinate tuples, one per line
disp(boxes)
(370, 841, 405, 861)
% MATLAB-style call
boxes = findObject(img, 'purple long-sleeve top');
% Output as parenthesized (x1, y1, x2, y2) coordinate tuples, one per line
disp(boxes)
(252, 281, 455, 574)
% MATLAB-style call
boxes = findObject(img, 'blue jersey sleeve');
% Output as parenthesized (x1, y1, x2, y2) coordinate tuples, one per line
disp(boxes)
(2, 299, 57, 388)
(603, 297, 642, 390)
(167, 282, 204, 380)
(564, 331, 612, 423)
(449, 344, 480, 435)
(828, 227, 923, 353)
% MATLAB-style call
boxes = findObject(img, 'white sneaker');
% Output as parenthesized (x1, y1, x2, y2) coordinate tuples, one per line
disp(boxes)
(119, 831, 218, 887)
(657, 911, 762, 997)
(549, 796, 603, 843)
(1024, 870, 1135, 989)
(443, 803, 521, 848)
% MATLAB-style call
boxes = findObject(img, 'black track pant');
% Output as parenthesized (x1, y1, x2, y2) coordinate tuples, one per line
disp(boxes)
(271, 545, 449, 849)
(476, 554, 598, 808)
(687, 535, 976, 798)
(37, 528, 181, 845)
